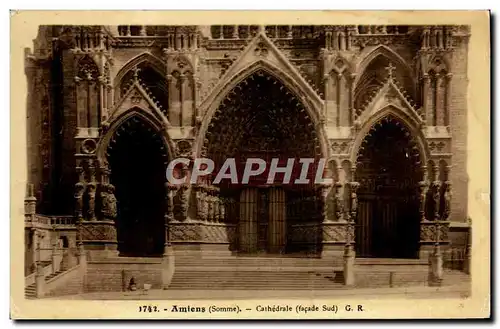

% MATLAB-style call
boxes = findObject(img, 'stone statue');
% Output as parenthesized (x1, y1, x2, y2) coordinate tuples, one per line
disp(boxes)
(178, 185, 189, 220)
(432, 181, 441, 221)
(100, 183, 109, 220)
(105, 184, 117, 220)
(74, 182, 85, 220)
(349, 182, 360, 221)
(442, 181, 452, 220)
(334, 182, 344, 221)
(418, 180, 429, 221)
(86, 183, 97, 221)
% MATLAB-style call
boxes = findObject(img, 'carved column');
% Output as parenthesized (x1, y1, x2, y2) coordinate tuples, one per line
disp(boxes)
(287, 25, 293, 39)
(232, 25, 239, 39)
(162, 183, 177, 289)
(349, 73, 356, 126)
(336, 72, 342, 127)
(179, 74, 187, 127)
(193, 76, 200, 126)
(435, 74, 443, 126)
(323, 74, 330, 120)
(445, 73, 453, 126)
(343, 166, 358, 286)
(422, 74, 430, 125)
(166, 74, 174, 121)
(165, 183, 177, 250)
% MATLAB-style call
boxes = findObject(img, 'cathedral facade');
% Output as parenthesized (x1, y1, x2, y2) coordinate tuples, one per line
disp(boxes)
(24, 25, 470, 272)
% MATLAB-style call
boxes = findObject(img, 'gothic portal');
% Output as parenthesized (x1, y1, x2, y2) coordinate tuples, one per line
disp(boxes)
(355, 116, 421, 258)
(202, 70, 323, 254)
(107, 114, 168, 257)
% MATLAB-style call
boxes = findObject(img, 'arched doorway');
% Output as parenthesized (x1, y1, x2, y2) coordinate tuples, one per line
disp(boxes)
(107, 114, 168, 257)
(203, 69, 323, 255)
(355, 115, 422, 259)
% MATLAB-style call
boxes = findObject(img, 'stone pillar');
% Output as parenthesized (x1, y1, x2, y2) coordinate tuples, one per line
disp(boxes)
(323, 74, 330, 120)
(24, 183, 36, 222)
(445, 73, 453, 126)
(343, 178, 358, 286)
(35, 235, 45, 298)
(179, 74, 187, 127)
(422, 74, 430, 125)
(349, 73, 356, 126)
(287, 25, 293, 39)
(35, 263, 45, 298)
(77, 243, 87, 270)
(51, 241, 60, 273)
(162, 183, 176, 290)
(428, 229, 443, 286)
(343, 219, 355, 286)
(232, 25, 239, 39)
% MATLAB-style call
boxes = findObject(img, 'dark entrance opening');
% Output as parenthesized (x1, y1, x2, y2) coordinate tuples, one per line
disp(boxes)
(107, 115, 167, 257)
(355, 116, 421, 259)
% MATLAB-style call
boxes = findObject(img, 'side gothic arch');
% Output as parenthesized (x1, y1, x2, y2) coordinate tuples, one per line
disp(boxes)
(195, 59, 329, 159)
(350, 105, 430, 166)
(96, 107, 176, 166)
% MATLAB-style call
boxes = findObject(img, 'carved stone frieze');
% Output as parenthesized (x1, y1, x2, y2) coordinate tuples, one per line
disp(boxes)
(80, 221, 117, 242)
(419, 221, 450, 243)
(322, 222, 353, 243)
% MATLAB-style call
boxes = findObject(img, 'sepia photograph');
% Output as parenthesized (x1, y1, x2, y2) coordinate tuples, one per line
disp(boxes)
(10, 10, 490, 319)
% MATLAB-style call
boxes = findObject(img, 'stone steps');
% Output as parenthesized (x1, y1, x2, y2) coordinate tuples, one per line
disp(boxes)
(169, 255, 470, 290)
(24, 267, 68, 298)
(169, 270, 344, 290)
(24, 284, 36, 299)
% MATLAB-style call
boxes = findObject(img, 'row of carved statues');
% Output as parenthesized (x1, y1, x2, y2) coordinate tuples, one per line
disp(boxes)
(72, 178, 451, 223)
(74, 182, 117, 221)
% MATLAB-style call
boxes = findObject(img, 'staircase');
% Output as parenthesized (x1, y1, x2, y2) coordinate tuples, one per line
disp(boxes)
(169, 255, 471, 290)
(24, 284, 36, 299)
(24, 267, 68, 299)
(170, 254, 345, 290)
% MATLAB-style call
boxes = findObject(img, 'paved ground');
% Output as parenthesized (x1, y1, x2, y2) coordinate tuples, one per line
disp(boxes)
(46, 283, 471, 300)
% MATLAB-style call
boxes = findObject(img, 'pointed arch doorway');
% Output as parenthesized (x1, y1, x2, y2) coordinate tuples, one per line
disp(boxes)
(202, 69, 324, 255)
(106, 114, 168, 257)
(355, 115, 422, 259)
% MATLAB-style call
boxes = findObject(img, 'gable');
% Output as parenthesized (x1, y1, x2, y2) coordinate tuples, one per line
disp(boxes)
(199, 31, 323, 116)
(109, 81, 170, 129)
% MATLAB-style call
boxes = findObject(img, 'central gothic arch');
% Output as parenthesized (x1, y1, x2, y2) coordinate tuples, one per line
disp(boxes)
(197, 68, 327, 254)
